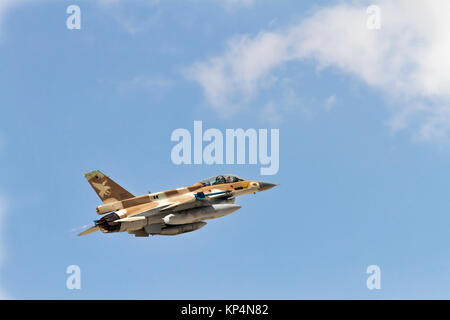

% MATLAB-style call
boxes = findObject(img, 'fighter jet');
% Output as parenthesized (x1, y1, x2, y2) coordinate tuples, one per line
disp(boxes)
(78, 170, 277, 237)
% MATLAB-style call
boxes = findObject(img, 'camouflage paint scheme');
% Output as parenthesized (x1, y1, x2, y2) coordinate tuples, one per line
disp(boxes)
(78, 170, 276, 237)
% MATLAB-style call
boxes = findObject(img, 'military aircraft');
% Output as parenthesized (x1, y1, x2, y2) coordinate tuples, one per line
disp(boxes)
(78, 170, 277, 237)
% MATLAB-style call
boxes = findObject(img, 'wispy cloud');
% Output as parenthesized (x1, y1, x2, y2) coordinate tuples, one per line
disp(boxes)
(186, 31, 289, 115)
(187, 0, 450, 140)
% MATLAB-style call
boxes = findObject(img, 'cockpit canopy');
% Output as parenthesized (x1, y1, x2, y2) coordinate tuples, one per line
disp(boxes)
(200, 175, 244, 186)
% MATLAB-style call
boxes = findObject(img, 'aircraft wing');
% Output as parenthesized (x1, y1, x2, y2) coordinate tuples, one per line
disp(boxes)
(130, 190, 233, 220)
(157, 190, 233, 213)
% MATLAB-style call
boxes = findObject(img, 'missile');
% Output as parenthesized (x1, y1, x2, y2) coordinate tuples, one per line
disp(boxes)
(157, 221, 207, 236)
(162, 204, 241, 225)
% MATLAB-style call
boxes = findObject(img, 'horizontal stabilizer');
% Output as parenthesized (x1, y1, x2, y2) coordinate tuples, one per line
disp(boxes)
(77, 226, 99, 236)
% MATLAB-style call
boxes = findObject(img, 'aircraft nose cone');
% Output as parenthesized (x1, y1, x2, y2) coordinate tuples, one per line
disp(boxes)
(258, 182, 277, 191)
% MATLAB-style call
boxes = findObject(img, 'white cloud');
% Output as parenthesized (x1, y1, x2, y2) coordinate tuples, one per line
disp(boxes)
(187, 0, 450, 140)
(187, 31, 289, 115)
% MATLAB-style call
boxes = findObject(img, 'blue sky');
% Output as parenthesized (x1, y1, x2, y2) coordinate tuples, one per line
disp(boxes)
(1, 0, 450, 299)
